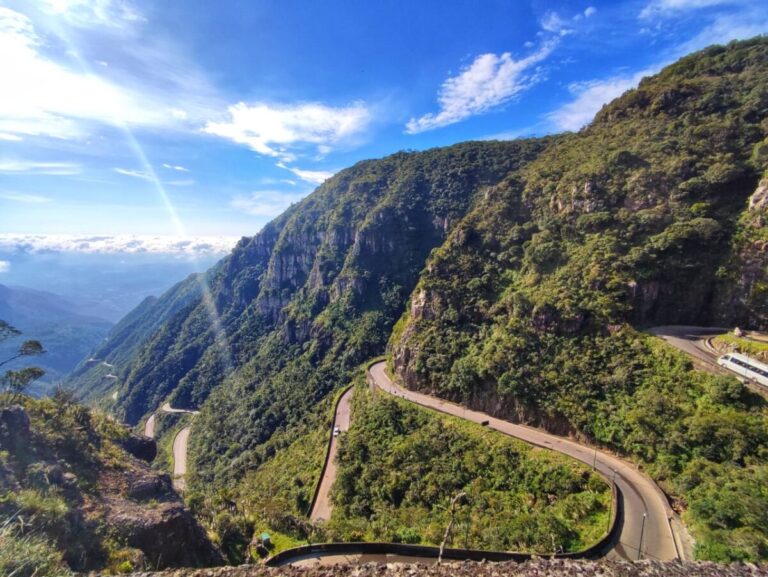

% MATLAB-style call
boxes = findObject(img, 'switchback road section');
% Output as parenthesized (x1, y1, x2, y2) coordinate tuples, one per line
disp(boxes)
(142, 403, 198, 492)
(368, 361, 685, 562)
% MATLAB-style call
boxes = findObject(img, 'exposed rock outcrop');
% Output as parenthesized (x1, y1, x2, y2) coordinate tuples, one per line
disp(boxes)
(119, 433, 158, 462)
(0, 405, 31, 452)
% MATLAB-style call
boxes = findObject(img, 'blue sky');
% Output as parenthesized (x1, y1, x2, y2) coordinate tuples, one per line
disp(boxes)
(0, 0, 766, 247)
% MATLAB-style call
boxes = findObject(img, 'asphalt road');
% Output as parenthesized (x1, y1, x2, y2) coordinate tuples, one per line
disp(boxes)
(172, 426, 191, 492)
(143, 403, 199, 440)
(368, 361, 683, 562)
(142, 403, 199, 491)
(144, 413, 156, 438)
(648, 325, 768, 399)
(648, 326, 728, 374)
(309, 387, 355, 522)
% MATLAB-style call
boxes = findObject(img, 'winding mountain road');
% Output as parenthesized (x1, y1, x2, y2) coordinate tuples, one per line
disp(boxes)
(367, 362, 683, 562)
(143, 414, 156, 438)
(649, 325, 768, 399)
(302, 362, 685, 564)
(309, 387, 354, 522)
(142, 403, 198, 492)
(172, 426, 192, 492)
(649, 326, 727, 374)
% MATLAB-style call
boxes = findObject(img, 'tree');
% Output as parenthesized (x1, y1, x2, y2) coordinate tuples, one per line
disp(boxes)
(0, 320, 46, 397)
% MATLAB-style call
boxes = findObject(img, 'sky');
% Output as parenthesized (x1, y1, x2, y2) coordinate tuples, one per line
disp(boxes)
(0, 0, 766, 254)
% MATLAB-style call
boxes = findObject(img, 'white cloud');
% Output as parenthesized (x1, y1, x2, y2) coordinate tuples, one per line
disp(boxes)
(0, 160, 80, 175)
(162, 163, 189, 172)
(674, 7, 768, 54)
(0, 192, 53, 204)
(0, 260, 10, 273)
(546, 69, 653, 132)
(640, 0, 736, 18)
(114, 167, 152, 180)
(166, 179, 195, 187)
(0, 234, 238, 255)
(39, 0, 144, 28)
(584, 6, 598, 17)
(0, 6, 218, 143)
(547, 0, 766, 134)
(203, 101, 371, 159)
(0, 133, 22, 141)
(230, 190, 308, 217)
(541, 12, 572, 35)
(406, 40, 557, 134)
(276, 163, 335, 185)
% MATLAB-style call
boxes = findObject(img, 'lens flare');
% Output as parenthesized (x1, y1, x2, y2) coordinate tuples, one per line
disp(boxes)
(48, 25, 235, 394)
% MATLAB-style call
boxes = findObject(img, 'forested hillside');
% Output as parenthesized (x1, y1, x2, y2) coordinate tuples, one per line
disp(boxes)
(70, 37, 768, 562)
(390, 38, 768, 560)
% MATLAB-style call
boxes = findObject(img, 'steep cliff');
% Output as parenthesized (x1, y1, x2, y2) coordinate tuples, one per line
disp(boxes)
(72, 139, 548, 449)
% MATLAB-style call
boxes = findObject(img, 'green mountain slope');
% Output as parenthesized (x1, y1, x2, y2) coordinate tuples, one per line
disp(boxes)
(390, 38, 768, 561)
(70, 37, 768, 561)
(72, 139, 547, 421)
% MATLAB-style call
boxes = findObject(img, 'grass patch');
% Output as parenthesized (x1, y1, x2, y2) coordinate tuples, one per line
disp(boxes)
(715, 334, 768, 360)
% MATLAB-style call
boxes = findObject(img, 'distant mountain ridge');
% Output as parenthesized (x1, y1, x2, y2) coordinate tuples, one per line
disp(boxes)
(0, 284, 112, 395)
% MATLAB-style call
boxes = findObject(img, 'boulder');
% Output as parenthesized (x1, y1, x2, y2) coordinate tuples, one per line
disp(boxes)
(0, 405, 31, 451)
(108, 503, 224, 568)
(119, 434, 157, 462)
(127, 473, 172, 501)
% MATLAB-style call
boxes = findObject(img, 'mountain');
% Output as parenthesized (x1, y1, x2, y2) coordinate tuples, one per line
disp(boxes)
(0, 284, 113, 395)
(72, 138, 549, 423)
(70, 38, 768, 561)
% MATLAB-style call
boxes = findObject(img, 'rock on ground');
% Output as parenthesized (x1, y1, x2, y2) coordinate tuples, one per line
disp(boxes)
(113, 559, 767, 577)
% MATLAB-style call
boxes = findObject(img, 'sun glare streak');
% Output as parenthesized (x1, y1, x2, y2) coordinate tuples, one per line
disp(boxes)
(46, 21, 235, 386)
(122, 132, 235, 378)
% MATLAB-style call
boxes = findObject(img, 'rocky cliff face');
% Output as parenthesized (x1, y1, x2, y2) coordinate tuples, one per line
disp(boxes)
(70, 140, 548, 427)
(0, 398, 223, 573)
(391, 39, 768, 399)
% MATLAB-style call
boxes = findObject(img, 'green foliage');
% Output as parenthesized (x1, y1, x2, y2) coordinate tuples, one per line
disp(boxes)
(179, 139, 550, 497)
(714, 333, 768, 361)
(327, 387, 610, 553)
(0, 520, 72, 577)
(0, 395, 148, 572)
(391, 37, 768, 561)
(0, 320, 46, 397)
(2, 367, 46, 396)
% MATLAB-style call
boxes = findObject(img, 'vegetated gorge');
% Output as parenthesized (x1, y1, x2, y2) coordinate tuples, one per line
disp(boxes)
(43, 36, 768, 570)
